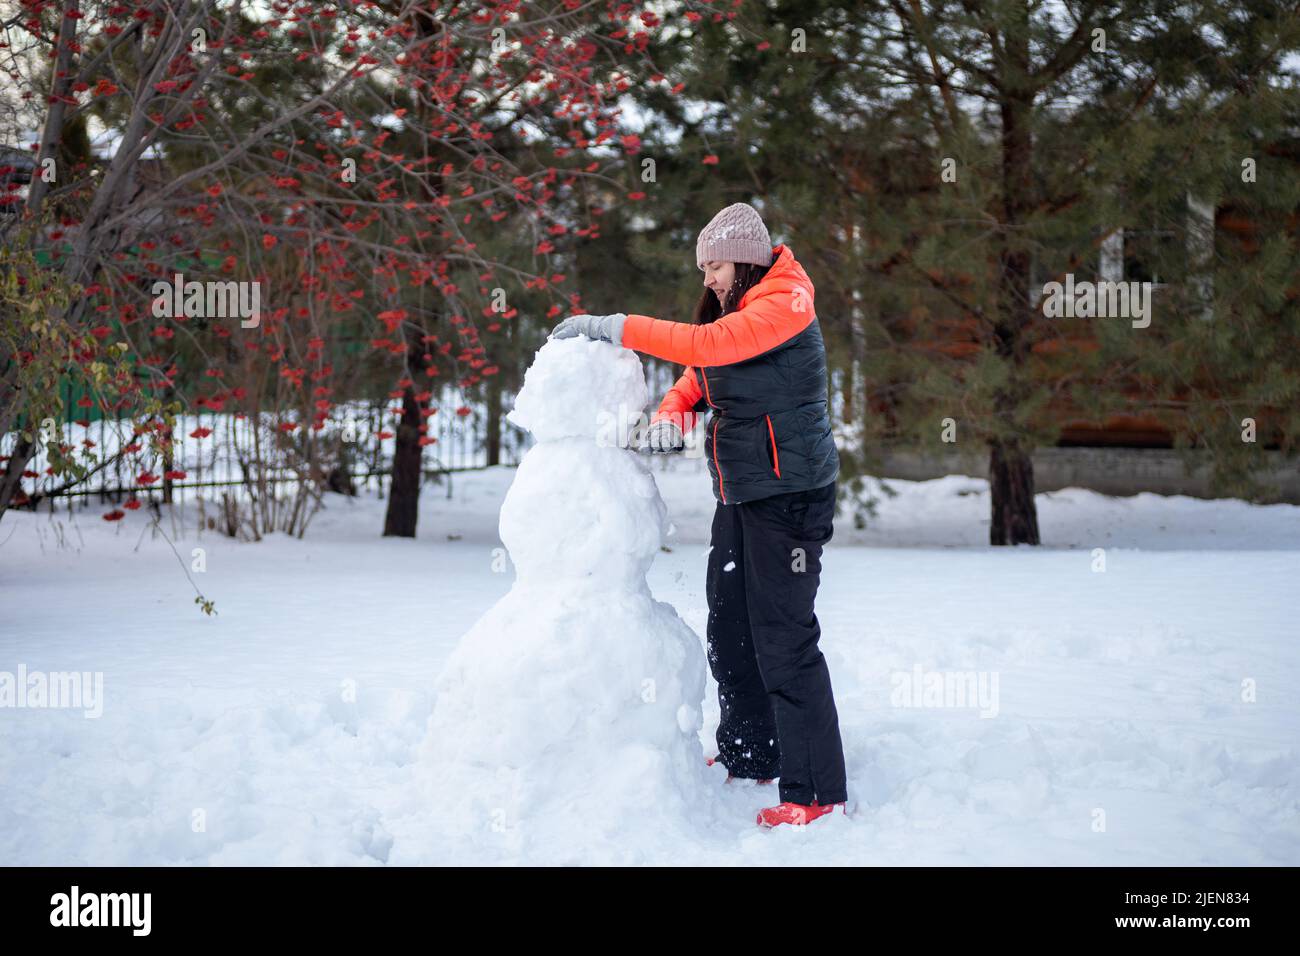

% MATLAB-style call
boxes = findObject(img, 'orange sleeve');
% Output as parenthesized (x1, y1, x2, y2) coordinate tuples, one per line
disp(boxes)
(652, 367, 705, 432)
(621, 288, 814, 366)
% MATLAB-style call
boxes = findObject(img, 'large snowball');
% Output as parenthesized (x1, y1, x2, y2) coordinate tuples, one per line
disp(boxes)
(506, 336, 648, 443)
(500, 440, 666, 589)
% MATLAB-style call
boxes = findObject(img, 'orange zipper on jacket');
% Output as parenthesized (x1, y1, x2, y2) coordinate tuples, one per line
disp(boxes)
(699, 367, 727, 502)
(712, 417, 726, 503)
(698, 366, 716, 408)
(765, 414, 781, 478)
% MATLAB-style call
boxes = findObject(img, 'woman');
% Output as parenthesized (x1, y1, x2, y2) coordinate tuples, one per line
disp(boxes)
(551, 202, 847, 828)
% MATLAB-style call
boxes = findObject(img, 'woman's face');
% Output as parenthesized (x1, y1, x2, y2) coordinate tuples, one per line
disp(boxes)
(701, 260, 735, 304)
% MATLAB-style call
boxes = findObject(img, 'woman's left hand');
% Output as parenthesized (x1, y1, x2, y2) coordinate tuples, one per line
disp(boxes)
(550, 313, 626, 346)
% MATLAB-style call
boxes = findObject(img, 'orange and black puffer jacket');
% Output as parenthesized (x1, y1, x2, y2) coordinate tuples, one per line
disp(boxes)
(621, 243, 840, 505)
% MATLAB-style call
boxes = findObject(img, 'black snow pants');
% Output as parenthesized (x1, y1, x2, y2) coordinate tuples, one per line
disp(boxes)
(706, 479, 847, 806)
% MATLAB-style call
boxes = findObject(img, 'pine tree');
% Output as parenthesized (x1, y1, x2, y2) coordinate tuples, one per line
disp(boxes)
(614, 0, 1300, 542)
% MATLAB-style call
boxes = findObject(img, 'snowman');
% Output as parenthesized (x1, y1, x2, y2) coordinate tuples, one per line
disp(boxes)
(417, 337, 709, 862)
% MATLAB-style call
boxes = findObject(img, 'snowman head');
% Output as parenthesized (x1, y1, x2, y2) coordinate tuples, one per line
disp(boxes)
(508, 337, 648, 445)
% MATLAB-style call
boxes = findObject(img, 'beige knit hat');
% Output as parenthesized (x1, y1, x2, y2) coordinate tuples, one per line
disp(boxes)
(696, 202, 773, 270)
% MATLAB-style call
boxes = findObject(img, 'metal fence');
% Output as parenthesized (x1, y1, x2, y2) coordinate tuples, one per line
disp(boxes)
(2, 360, 693, 520)
(2, 385, 530, 516)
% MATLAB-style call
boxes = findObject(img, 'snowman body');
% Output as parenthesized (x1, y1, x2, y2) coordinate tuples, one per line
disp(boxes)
(419, 338, 708, 861)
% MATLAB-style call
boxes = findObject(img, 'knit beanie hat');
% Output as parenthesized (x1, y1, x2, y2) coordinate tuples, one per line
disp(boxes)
(696, 202, 773, 270)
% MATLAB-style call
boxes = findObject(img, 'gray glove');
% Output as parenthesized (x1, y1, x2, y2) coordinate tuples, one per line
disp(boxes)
(550, 312, 627, 346)
(639, 419, 684, 454)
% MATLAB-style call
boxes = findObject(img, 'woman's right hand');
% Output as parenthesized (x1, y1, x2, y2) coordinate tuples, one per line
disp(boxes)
(640, 419, 684, 454)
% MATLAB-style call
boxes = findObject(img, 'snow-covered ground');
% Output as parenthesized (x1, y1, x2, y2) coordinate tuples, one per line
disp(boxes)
(1, 453, 1297, 865)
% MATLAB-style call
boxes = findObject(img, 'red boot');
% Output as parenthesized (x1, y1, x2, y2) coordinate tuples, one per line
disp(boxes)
(707, 755, 774, 785)
(756, 800, 846, 828)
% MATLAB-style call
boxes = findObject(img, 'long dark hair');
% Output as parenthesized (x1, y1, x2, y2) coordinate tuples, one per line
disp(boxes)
(692, 259, 773, 325)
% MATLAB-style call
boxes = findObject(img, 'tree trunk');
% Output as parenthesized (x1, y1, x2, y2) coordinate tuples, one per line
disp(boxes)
(161, 422, 175, 505)
(0, 435, 34, 520)
(988, 439, 1039, 545)
(988, 10, 1041, 546)
(485, 370, 502, 467)
(1, 1, 76, 525)
(383, 382, 423, 537)
(384, 319, 431, 537)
